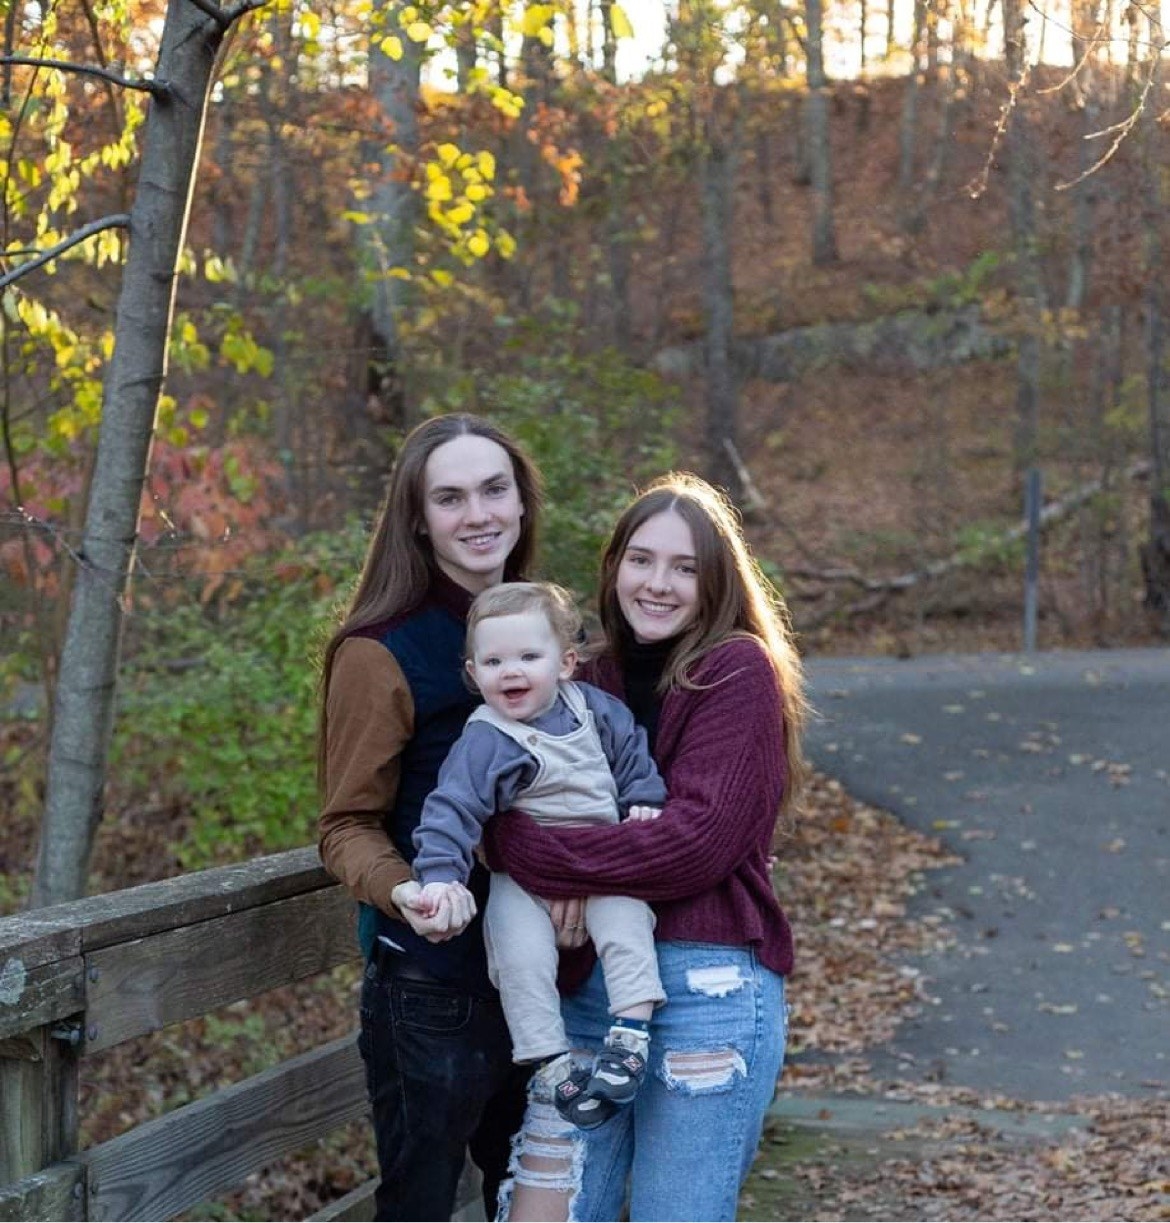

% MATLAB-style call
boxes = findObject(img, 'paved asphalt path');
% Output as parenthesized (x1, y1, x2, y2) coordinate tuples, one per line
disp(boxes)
(803, 648, 1170, 1104)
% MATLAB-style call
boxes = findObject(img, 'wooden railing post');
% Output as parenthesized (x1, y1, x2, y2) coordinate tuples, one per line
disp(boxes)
(0, 1021, 80, 1186)
(0, 849, 391, 1221)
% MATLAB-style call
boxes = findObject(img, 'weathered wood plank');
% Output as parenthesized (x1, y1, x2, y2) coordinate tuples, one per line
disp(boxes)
(0, 1161, 83, 1223)
(0, 954, 85, 1041)
(84, 1034, 366, 1222)
(0, 1026, 79, 1187)
(0, 922, 79, 972)
(305, 1160, 485, 1223)
(78, 847, 331, 950)
(0, 848, 330, 968)
(84, 886, 358, 1053)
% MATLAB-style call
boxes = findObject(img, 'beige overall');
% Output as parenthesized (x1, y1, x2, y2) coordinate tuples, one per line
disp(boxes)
(478, 682, 666, 1062)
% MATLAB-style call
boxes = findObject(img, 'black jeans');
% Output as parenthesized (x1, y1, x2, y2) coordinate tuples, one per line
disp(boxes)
(358, 948, 531, 1222)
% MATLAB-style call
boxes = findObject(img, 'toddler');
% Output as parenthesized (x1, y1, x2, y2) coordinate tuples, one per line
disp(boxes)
(412, 581, 667, 1128)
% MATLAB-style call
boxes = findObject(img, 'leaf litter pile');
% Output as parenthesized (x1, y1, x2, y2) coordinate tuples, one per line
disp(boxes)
(76, 770, 1168, 1220)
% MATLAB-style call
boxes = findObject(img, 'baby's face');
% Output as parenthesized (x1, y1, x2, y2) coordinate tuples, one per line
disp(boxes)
(466, 611, 575, 722)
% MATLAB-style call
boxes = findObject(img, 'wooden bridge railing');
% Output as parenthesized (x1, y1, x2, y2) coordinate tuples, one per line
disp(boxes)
(0, 848, 402, 1222)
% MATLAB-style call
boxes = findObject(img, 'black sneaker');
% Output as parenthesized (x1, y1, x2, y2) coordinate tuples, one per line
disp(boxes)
(553, 1065, 617, 1130)
(587, 1041, 647, 1106)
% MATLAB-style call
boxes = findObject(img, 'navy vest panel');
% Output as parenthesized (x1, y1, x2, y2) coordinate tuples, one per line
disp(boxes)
(358, 601, 493, 993)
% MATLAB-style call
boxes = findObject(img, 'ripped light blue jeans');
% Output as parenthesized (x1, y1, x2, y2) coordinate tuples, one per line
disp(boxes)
(497, 941, 788, 1223)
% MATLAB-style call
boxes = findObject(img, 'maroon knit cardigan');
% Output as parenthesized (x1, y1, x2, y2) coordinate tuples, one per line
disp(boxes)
(483, 635, 795, 982)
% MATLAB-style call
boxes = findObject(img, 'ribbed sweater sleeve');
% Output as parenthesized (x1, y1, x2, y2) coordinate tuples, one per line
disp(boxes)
(484, 637, 786, 901)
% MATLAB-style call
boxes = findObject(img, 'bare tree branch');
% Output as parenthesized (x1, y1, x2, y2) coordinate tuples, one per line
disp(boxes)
(0, 214, 131, 289)
(722, 439, 767, 514)
(1055, 62, 1160, 190)
(79, 0, 126, 140)
(0, 54, 167, 94)
(966, 64, 1031, 201)
(1034, 14, 1108, 96)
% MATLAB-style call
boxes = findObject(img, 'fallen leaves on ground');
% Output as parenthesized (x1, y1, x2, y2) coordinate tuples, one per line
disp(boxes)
(770, 1100, 1170, 1221)
(777, 770, 960, 1063)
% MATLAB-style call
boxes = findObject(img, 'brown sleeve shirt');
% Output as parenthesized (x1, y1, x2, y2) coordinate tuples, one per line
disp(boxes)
(318, 636, 416, 918)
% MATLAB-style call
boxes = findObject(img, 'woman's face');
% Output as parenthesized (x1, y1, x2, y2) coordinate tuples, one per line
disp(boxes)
(422, 435, 524, 593)
(615, 509, 700, 644)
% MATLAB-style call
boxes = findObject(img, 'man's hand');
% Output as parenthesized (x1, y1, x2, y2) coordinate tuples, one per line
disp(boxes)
(626, 805, 662, 822)
(391, 880, 477, 942)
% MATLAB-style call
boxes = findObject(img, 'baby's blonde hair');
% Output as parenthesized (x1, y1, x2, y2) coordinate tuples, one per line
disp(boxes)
(466, 581, 583, 655)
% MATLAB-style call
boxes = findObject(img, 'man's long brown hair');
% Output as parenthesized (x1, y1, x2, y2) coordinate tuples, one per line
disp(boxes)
(596, 472, 809, 815)
(317, 414, 543, 786)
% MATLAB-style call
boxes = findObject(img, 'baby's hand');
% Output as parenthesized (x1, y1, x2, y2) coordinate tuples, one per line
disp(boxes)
(626, 805, 662, 822)
(419, 880, 478, 933)
(418, 881, 455, 918)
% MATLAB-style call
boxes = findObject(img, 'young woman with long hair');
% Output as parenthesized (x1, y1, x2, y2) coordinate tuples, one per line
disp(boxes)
(485, 471, 808, 1222)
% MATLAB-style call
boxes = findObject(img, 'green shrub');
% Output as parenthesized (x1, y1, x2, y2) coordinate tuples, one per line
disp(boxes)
(110, 526, 364, 870)
(420, 313, 682, 600)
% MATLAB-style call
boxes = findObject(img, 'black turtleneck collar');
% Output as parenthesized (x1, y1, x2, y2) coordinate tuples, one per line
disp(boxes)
(429, 564, 477, 621)
(617, 623, 681, 752)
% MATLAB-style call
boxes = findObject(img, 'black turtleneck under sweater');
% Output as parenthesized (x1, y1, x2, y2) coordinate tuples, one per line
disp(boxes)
(618, 632, 681, 754)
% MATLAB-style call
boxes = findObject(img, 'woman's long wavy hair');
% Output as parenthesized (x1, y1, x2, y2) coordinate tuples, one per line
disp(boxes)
(596, 472, 809, 816)
(317, 414, 543, 786)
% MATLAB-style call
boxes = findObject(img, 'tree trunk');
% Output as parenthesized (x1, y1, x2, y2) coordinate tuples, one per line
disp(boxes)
(33, 0, 233, 907)
(210, 95, 234, 256)
(1078, 305, 1123, 639)
(1002, 0, 1044, 474)
(1065, 0, 1102, 311)
(265, 8, 295, 460)
(455, 15, 476, 91)
(650, 198, 683, 349)
(1140, 15, 1170, 630)
(598, 0, 618, 82)
(902, 21, 962, 234)
(926, 0, 941, 76)
(605, 144, 633, 351)
(897, 0, 926, 197)
(756, 125, 774, 224)
(699, 106, 743, 500)
(489, 5, 508, 89)
(1064, 117, 1098, 312)
(364, 3, 423, 428)
(519, 33, 568, 304)
(803, 0, 838, 265)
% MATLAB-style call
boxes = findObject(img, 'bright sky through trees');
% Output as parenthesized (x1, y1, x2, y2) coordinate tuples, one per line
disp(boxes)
(529, 0, 1168, 81)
